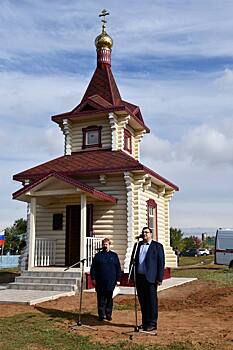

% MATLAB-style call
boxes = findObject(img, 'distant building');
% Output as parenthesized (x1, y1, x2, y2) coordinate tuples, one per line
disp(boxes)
(202, 233, 207, 241)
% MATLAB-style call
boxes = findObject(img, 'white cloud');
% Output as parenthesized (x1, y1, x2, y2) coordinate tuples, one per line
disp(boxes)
(178, 122, 233, 166)
(141, 133, 173, 161)
(0, 1, 233, 58)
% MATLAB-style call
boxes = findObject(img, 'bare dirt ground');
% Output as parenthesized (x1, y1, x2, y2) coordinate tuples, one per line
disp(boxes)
(1, 280, 233, 349)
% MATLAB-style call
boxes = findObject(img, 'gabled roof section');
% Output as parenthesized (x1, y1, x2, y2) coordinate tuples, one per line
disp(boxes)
(77, 94, 113, 113)
(13, 172, 117, 203)
(13, 150, 179, 191)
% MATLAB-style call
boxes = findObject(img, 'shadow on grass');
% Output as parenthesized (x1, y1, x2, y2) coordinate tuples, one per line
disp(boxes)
(35, 305, 134, 329)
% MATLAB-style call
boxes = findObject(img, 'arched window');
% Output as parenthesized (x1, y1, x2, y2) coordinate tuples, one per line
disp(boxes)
(147, 199, 158, 240)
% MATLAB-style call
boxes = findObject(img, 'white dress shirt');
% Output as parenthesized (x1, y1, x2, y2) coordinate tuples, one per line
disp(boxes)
(138, 240, 152, 274)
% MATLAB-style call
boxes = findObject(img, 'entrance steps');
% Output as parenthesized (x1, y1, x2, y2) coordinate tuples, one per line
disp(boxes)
(8, 271, 81, 292)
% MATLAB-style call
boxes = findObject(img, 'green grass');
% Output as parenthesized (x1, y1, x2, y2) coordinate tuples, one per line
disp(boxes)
(178, 255, 214, 266)
(0, 313, 212, 350)
(172, 266, 233, 285)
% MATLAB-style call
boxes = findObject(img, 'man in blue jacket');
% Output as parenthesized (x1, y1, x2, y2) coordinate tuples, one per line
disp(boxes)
(90, 238, 121, 321)
(130, 227, 165, 333)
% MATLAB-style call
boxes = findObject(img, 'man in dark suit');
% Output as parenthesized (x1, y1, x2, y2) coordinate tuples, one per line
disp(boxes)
(90, 238, 121, 321)
(130, 226, 165, 332)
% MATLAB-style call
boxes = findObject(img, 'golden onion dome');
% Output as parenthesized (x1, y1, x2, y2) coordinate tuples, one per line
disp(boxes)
(95, 9, 113, 50)
(95, 31, 113, 50)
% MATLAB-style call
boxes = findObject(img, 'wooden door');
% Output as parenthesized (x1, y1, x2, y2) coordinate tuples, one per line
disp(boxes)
(66, 205, 81, 266)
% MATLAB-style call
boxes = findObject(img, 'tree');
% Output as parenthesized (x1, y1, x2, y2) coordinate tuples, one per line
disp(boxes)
(182, 235, 202, 250)
(3, 218, 27, 254)
(170, 227, 184, 250)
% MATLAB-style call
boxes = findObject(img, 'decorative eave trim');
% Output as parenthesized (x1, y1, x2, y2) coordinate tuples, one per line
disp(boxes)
(142, 166, 179, 191)
(52, 105, 150, 132)
(13, 172, 117, 203)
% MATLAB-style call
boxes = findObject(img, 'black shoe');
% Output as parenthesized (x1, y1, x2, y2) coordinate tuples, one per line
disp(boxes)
(98, 316, 104, 321)
(138, 324, 144, 330)
(106, 315, 112, 321)
(144, 326, 157, 332)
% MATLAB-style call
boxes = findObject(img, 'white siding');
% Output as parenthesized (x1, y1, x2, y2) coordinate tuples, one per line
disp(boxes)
(35, 174, 128, 268)
(36, 203, 66, 265)
(84, 175, 127, 267)
(131, 175, 177, 268)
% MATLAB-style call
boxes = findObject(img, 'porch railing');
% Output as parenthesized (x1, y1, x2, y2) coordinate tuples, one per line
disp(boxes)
(86, 237, 103, 269)
(34, 237, 103, 268)
(35, 238, 56, 267)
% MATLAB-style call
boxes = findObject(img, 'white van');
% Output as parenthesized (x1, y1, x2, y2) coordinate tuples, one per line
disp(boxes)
(215, 228, 233, 268)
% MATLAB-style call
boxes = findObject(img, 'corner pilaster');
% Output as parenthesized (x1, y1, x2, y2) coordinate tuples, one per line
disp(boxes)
(118, 115, 130, 150)
(134, 130, 146, 161)
(109, 113, 118, 151)
(80, 194, 87, 261)
(61, 119, 72, 155)
(28, 197, 36, 270)
(123, 172, 134, 272)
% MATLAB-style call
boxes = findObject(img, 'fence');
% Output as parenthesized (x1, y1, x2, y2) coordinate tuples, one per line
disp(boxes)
(0, 255, 20, 269)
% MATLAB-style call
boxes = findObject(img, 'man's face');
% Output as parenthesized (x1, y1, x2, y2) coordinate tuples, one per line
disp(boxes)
(142, 229, 152, 242)
(102, 241, 110, 251)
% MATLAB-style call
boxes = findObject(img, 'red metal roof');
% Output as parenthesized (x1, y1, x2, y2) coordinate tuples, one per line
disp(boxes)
(13, 172, 117, 203)
(79, 65, 122, 107)
(13, 150, 179, 191)
(51, 64, 149, 132)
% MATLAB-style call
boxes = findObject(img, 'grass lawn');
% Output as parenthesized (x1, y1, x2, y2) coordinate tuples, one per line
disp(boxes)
(1, 266, 232, 349)
(173, 257, 233, 285)
(0, 313, 197, 350)
(178, 255, 214, 266)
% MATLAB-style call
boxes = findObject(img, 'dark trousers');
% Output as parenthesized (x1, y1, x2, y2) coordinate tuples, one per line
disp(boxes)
(136, 274, 158, 328)
(96, 290, 113, 318)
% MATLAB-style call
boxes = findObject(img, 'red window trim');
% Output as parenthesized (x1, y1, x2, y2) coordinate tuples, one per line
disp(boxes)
(82, 125, 102, 149)
(146, 199, 158, 240)
(124, 129, 132, 153)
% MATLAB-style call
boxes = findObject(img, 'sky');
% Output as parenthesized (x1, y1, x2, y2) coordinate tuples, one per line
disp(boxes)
(1, 0, 233, 235)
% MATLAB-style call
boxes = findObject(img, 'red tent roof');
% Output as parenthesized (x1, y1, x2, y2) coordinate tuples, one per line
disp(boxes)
(13, 150, 179, 191)
(51, 65, 149, 132)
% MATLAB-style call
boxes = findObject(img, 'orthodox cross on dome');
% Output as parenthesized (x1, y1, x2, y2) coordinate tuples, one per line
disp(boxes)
(99, 9, 110, 33)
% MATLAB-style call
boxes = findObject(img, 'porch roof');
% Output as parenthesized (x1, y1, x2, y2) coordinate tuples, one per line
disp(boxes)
(13, 150, 179, 191)
(12, 172, 117, 203)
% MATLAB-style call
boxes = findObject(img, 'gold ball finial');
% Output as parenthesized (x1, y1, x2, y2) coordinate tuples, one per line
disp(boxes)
(95, 9, 113, 51)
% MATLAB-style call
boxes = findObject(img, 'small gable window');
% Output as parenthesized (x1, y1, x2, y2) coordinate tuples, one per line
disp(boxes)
(124, 129, 132, 153)
(82, 125, 102, 149)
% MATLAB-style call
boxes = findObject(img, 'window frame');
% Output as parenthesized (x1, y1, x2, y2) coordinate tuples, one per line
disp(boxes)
(124, 129, 132, 153)
(146, 199, 158, 240)
(82, 125, 102, 149)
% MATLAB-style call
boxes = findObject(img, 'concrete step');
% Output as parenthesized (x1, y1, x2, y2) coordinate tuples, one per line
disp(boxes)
(15, 276, 79, 285)
(22, 271, 81, 278)
(8, 282, 77, 292)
